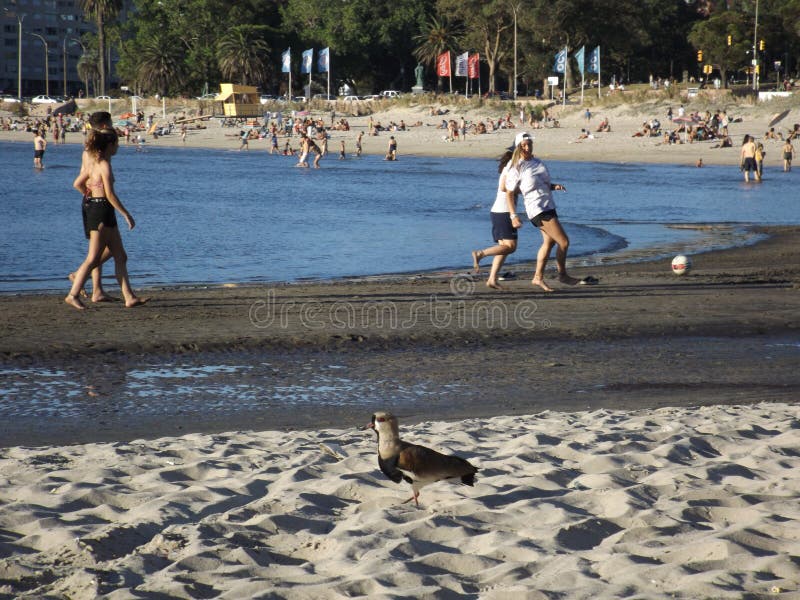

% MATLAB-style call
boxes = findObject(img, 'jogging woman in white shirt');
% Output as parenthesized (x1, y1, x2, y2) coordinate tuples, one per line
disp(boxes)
(505, 131, 579, 292)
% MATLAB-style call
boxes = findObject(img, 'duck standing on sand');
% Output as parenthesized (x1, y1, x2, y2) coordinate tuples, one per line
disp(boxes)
(366, 411, 478, 507)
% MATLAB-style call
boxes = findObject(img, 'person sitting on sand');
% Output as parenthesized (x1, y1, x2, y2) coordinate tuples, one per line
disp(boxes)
(632, 123, 650, 137)
(595, 117, 610, 132)
(711, 136, 732, 149)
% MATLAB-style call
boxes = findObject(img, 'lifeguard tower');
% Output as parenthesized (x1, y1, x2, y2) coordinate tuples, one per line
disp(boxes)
(217, 84, 261, 118)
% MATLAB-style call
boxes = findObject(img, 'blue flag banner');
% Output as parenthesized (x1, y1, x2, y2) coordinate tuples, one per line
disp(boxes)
(318, 47, 329, 73)
(574, 46, 585, 74)
(553, 47, 567, 73)
(301, 49, 313, 74)
(587, 46, 600, 74)
(281, 48, 291, 73)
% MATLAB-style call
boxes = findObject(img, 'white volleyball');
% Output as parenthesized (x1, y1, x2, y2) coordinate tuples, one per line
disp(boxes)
(671, 254, 691, 275)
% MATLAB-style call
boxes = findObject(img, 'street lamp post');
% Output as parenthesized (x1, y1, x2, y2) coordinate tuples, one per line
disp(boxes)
(511, 2, 519, 99)
(752, 0, 759, 91)
(70, 38, 87, 98)
(3, 9, 26, 98)
(30, 32, 49, 97)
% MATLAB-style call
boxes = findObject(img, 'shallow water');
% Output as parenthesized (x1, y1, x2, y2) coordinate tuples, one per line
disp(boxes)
(1, 140, 797, 293)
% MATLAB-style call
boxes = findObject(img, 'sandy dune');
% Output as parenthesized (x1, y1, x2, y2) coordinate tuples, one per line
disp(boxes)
(0, 403, 798, 598)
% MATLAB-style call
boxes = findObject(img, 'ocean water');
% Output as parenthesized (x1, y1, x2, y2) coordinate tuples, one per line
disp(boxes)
(0, 139, 798, 293)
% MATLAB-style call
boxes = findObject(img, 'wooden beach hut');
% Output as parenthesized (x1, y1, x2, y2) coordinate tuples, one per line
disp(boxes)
(217, 84, 261, 118)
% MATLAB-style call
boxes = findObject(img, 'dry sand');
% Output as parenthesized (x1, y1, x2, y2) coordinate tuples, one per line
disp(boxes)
(1, 94, 799, 598)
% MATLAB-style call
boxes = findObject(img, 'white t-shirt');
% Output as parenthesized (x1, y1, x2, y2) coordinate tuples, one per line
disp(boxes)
(490, 164, 517, 213)
(505, 158, 555, 219)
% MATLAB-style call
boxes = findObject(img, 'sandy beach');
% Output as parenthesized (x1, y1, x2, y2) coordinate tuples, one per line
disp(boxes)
(1, 94, 799, 598)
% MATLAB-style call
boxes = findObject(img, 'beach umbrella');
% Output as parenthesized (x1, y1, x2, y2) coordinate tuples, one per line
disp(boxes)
(768, 109, 790, 128)
(672, 115, 697, 143)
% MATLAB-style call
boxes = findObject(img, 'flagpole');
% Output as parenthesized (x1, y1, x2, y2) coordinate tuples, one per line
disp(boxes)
(597, 47, 601, 99)
(562, 46, 567, 107)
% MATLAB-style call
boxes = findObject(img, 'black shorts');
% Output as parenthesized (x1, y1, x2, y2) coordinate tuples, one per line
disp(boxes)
(491, 212, 518, 242)
(84, 198, 118, 234)
(530, 209, 558, 228)
(34, 150, 44, 159)
(742, 157, 756, 171)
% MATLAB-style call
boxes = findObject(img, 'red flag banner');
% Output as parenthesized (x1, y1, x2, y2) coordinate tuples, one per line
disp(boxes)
(437, 51, 451, 77)
(468, 53, 480, 79)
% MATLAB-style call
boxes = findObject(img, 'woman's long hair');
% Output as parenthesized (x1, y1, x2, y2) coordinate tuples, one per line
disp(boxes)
(85, 128, 118, 159)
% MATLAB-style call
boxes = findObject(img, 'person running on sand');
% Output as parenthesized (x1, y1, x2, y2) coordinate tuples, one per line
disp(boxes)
(740, 134, 759, 182)
(65, 128, 148, 310)
(33, 130, 47, 168)
(505, 131, 577, 292)
(471, 148, 520, 289)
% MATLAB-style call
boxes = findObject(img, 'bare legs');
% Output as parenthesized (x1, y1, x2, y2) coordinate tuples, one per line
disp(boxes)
(69, 247, 114, 301)
(472, 240, 517, 289)
(66, 226, 147, 310)
(532, 218, 577, 291)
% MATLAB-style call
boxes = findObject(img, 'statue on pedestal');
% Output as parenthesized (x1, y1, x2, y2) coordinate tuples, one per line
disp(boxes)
(413, 63, 425, 94)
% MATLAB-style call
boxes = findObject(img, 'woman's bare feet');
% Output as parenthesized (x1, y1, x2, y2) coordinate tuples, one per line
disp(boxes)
(531, 277, 554, 292)
(486, 281, 506, 290)
(64, 294, 87, 310)
(558, 274, 581, 285)
(91, 294, 119, 303)
(471, 250, 483, 272)
(67, 272, 88, 298)
(125, 297, 150, 308)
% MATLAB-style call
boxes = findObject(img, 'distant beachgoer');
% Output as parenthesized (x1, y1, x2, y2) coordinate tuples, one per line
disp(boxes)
(356, 131, 363, 156)
(696, 158, 704, 168)
(66, 128, 148, 310)
(297, 135, 310, 167)
(385, 136, 397, 160)
(339, 140, 346, 160)
(740, 134, 758, 182)
(505, 132, 577, 292)
(33, 130, 47, 168)
(270, 132, 279, 154)
(239, 129, 249, 150)
(782, 139, 795, 171)
(755, 142, 765, 179)
(471, 148, 520, 289)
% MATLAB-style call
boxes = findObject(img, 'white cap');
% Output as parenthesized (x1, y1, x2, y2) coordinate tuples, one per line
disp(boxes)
(514, 131, 533, 146)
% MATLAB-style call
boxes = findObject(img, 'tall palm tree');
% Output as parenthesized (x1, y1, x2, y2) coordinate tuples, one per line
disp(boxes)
(216, 26, 270, 86)
(79, 0, 122, 95)
(136, 32, 185, 96)
(413, 16, 463, 91)
(77, 50, 100, 97)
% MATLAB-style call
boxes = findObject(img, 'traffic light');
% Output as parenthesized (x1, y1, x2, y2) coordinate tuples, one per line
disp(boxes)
(759, 39, 765, 51)
(727, 35, 732, 46)
(697, 50, 703, 62)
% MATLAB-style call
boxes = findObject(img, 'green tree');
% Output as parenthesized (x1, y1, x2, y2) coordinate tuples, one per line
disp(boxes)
(689, 9, 749, 86)
(216, 25, 271, 86)
(79, 0, 123, 95)
(136, 31, 186, 96)
(413, 16, 463, 91)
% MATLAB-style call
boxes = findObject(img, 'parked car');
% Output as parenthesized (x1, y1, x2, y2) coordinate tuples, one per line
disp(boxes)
(313, 93, 336, 101)
(360, 94, 381, 101)
(259, 94, 276, 104)
(95, 95, 117, 100)
(31, 95, 59, 104)
(196, 93, 217, 100)
(0, 94, 21, 103)
(380, 90, 401, 98)
(341, 95, 360, 102)
(292, 96, 307, 103)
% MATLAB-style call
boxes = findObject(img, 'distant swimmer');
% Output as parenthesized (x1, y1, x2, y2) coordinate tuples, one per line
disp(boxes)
(339, 140, 346, 160)
(385, 136, 397, 161)
(33, 129, 47, 168)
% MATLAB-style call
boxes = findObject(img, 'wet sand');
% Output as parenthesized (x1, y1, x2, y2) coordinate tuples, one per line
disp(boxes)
(1, 225, 798, 447)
